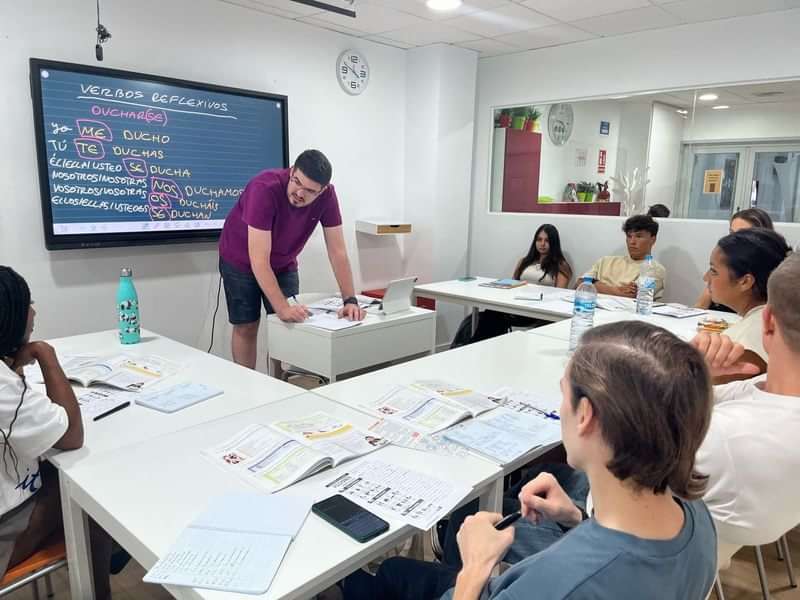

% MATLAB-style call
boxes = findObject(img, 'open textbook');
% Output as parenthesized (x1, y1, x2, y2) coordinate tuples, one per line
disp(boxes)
(443, 408, 561, 465)
(203, 413, 388, 492)
(144, 493, 311, 594)
(360, 382, 496, 434)
(57, 354, 177, 391)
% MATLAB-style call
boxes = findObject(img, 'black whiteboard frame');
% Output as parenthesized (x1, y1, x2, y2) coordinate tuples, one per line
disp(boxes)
(29, 58, 290, 251)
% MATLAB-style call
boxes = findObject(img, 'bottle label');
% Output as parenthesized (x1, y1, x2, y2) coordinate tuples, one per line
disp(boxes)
(119, 298, 140, 342)
(639, 277, 656, 291)
(574, 298, 595, 316)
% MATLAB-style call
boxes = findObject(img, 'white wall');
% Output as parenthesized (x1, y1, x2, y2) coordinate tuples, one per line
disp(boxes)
(646, 102, 685, 211)
(470, 9, 800, 306)
(1, 0, 407, 365)
(617, 101, 653, 210)
(403, 45, 478, 344)
(684, 101, 800, 142)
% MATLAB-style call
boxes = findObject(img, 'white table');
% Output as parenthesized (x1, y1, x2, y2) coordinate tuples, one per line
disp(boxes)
(413, 277, 574, 331)
(530, 308, 740, 343)
(267, 307, 436, 382)
(45, 330, 303, 599)
(315, 331, 570, 506)
(62, 392, 502, 600)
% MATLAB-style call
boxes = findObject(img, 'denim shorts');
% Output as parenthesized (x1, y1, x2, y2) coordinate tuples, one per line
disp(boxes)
(219, 258, 299, 325)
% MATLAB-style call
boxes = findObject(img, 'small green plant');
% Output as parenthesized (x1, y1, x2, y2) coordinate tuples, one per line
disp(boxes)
(576, 181, 595, 193)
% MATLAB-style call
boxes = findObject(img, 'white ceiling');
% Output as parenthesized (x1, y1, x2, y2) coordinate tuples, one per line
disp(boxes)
(219, 0, 800, 57)
(622, 80, 800, 109)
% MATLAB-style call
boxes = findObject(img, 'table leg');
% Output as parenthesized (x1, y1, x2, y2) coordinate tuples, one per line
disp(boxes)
(470, 307, 479, 336)
(478, 479, 503, 513)
(60, 472, 96, 600)
(268, 356, 283, 379)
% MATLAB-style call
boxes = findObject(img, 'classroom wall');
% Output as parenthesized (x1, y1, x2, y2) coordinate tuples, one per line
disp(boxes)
(470, 9, 800, 306)
(0, 0, 407, 366)
(646, 103, 686, 210)
(402, 45, 478, 344)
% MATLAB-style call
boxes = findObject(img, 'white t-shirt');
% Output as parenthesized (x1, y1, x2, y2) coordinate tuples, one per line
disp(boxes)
(695, 375, 800, 563)
(0, 362, 68, 515)
(724, 304, 767, 363)
(519, 263, 555, 287)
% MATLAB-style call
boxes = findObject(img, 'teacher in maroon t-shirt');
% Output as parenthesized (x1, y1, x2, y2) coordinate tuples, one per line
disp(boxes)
(218, 149, 365, 369)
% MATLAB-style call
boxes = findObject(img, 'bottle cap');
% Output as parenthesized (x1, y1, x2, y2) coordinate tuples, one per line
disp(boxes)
(120, 267, 133, 277)
(645, 254, 653, 260)
(583, 275, 593, 283)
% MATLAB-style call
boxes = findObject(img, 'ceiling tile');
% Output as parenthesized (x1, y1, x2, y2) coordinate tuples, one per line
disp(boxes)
(380, 21, 479, 45)
(308, 3, 427, 35)
(218, 0, 312, 17)
(495, 23, 596, 49)
(365, 0, 508, 21)
(570, 6, 682, 36)
(445, 3, 557, 37)
(364, 35, 417, 49)
(299, 15, 366, 36)
(455, 37, 519, 56)
(519, 0, 651, 22)
(659, 0, 800, 23)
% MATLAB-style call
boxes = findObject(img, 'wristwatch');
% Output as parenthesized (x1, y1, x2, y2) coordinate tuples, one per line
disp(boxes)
(342, 296, 359, 307)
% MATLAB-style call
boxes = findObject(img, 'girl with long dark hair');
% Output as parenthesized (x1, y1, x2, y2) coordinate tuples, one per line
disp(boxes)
(452, 225, 572, 347)
(512, 224, 572, 288)
(0, 266, 112, 598)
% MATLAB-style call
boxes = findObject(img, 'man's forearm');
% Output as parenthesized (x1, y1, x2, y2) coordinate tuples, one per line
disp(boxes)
(252, 262, 290, 312)
(453, 566, 492, 600)
(330, 251, 356, 298)
(593, 281, 617, 296)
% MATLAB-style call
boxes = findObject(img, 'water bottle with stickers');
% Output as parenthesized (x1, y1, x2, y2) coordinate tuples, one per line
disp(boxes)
(117, 267, 140, 344)
(569, 276, 597, 352)
(636, 255, 657, 316)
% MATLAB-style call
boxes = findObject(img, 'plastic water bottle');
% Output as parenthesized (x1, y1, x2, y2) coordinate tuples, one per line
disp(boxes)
(569, 276, 597, 352)
(117, 267, 140, 344)
(636, 255, 657, 316)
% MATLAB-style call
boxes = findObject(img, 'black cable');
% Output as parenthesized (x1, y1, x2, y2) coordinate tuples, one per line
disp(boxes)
(207, 274, 222, 353)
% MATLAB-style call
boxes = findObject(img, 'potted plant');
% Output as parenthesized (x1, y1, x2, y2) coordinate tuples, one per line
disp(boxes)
(511, 107, 528, 130)
(577, 181, 595, 202)
(524, 107, 541, 132)
(495, 109, 511, 128)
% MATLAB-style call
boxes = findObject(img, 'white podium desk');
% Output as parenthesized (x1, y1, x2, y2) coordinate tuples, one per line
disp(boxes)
(267, 307, 436, 382)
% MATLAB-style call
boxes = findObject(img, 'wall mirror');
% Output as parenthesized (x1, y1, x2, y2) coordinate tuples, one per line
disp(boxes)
(489, 80, 800, 223)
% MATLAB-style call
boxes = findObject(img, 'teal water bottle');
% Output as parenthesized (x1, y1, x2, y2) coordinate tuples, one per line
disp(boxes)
(117, 267, 140, 344)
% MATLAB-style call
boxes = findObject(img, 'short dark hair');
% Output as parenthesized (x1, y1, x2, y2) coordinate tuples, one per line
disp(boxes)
(646, 204, 670, 218)
(716, 228, 791, 302)
(569, 321, 712, 499)
(293, 149, 332, 187)
(622, 214, 659, 236)
(731, 207, 774, 230)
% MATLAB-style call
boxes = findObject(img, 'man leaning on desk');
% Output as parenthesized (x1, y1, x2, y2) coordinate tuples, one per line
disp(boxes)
(218, 149, 366, 369)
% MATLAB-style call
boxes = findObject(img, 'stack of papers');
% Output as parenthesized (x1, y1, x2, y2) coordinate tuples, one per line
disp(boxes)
(305, 311, 363, 331)
(307, 296, 376, 311)
(77, 389, 132, 420)
(323, 458, 470, 530)
(652, 304, 707, 318)
(144, 493, 310, 594)
(479, 278, 527, 289)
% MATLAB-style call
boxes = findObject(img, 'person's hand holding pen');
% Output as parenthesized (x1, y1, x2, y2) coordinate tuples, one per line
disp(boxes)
(278, 296, 311, 322)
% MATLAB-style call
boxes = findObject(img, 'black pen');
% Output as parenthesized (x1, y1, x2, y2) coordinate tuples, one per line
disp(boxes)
(93, 401, 131, 422)
(494, 511, 522, 530)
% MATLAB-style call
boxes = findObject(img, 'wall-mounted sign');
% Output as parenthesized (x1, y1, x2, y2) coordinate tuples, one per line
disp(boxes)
(600, 121, 610, 135)
(598, 149, 607, 174)
(575, 147, 588, 167)
(703, 169, 723, 194)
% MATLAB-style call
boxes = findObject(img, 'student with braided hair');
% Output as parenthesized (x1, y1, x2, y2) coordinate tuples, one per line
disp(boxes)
(0, 266, 112, 598)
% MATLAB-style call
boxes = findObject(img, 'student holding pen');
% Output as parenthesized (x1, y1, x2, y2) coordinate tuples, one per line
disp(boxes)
(0, 266, 113, 599)
(218, 150, 366, 369)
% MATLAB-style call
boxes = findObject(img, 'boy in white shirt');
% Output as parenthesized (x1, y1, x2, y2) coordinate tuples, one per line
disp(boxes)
(692, 252, 800, 566)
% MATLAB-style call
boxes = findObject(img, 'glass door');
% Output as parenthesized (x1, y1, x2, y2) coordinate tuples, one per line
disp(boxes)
(748, 148, 800, 223)
(682, 149, 742, 220)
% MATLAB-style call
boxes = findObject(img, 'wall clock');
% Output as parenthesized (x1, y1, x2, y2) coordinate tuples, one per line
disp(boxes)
(548, 103, 574, 146)
(337, 49, 369, 95)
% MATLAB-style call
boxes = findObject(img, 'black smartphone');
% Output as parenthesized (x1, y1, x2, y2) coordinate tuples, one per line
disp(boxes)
(312, 495, 390, 543)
